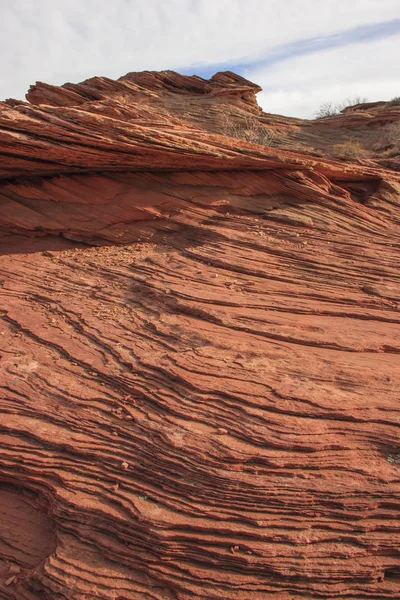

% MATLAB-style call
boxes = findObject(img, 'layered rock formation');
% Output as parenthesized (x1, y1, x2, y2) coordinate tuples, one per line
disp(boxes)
(0, 71, 399, 599)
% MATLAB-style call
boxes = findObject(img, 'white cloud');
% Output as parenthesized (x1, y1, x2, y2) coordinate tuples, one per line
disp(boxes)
(0, 0, 399, 118)
(250, 34, 400, 118)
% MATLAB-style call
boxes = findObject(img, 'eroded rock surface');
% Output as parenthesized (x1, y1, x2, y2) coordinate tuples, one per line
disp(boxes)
(0, 71, 399, 599)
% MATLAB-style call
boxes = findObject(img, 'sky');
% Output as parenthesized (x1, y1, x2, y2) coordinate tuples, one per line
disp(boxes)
(1, 0, 399, 118)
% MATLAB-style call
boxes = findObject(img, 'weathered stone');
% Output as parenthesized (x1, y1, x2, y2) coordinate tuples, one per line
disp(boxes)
(0, 70, 399, 599)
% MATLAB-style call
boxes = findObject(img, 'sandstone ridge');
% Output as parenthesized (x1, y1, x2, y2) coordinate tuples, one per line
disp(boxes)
(0, 71, 399, 599)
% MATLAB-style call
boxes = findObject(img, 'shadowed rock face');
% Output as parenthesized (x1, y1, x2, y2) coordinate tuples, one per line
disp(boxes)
(0, 71, 400, 599)
(0, 484, 56, 596)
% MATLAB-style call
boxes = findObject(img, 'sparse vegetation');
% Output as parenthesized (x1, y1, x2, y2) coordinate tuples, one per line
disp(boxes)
(387, 453, 400, 465)
(332, 140, 366, 159)
(222, 114, 275, 146)
(314, 101, 339, 118)
(389, 96, 400, 106)
(385, 122, 400, 145)
(376, 122, 400, 156)
(315, 96, 368, 118)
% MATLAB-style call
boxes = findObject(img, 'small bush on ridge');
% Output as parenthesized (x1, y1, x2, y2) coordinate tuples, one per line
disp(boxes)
(315, 96, 368, 118)
(332, 140, 366, 159)
(222, 114, 275, 146)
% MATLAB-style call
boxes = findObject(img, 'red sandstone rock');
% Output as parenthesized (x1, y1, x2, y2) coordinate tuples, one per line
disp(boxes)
(0, 71, 399, 599)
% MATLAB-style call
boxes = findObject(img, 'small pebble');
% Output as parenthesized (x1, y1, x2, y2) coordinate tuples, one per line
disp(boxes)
(8, 565, 21, 575)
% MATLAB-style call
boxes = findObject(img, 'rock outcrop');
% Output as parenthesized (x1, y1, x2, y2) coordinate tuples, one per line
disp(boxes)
(0, 71, 399, 599)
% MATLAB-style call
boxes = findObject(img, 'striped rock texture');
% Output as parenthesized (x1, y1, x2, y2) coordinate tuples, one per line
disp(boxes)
(0, 71, 399, 599)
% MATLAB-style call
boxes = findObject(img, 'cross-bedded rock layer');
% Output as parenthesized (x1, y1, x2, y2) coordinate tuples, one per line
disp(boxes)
(0, 71, 399, 599)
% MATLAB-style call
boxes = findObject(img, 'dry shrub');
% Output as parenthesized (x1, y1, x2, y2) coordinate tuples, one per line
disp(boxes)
(315, 101, 338, 118)
(222, 114, 275, 147)
(384, 122, 400, 146)
(374, 122, 400, 155)
(332, 140, 366, 159)
(315, 96, 368, 118)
